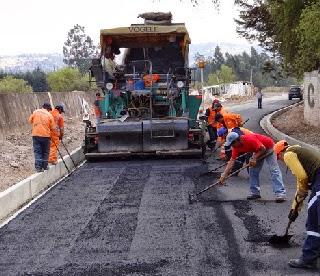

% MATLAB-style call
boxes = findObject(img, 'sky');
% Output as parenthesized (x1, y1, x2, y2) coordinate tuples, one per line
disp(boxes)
(0, 0, 251, 55)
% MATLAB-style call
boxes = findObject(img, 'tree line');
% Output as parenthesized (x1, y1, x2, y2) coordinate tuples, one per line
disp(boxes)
(0, 67, 94, 93)
(194, 45, 297, 88)
(236, 0, 320, 78)
(175, 0, 320, 78)
(0, 24, 98, 93)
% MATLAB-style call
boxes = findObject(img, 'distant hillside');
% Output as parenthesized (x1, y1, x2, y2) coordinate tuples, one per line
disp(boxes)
(0, 53, 64, 73)
(0, 42, 259, 72)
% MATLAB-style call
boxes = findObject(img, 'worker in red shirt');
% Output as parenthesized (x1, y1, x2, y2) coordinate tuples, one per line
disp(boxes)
(48, 105, 65, 165)
(219, 132, 286, 202)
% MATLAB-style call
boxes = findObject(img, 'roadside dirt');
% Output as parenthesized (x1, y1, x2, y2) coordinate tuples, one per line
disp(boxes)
(0, 118, 85, 192)
(272, 104, 320, 148)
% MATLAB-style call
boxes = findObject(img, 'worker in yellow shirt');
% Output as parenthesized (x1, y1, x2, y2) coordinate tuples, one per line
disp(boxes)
(275, 140, 320, 269)
(28, 103, 55, 172)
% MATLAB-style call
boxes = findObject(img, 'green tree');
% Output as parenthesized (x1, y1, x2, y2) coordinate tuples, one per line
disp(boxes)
(235, 0, 319, 77)
(295, 2, 320, 76)
(207, 65, 236, 85)
(47, 67, 90, 92)
(24, 68, 48, 92)
(0, 76, 33, 93)
(63, 24, 98, 74)
(213, 46, 225, 71)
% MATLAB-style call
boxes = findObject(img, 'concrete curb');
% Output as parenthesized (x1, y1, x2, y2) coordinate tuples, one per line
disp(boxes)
(260, 102, 320, 151)
(0, 146, 85, 221)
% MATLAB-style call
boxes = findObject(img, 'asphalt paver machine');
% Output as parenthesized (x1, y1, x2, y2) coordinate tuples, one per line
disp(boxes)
(85, 13, 205, 159)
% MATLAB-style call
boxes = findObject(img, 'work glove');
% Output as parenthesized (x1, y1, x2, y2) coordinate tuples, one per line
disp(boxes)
(249, 158, 257, 167)
(288, 209, 299, 222)
(219, 174, 226, 185)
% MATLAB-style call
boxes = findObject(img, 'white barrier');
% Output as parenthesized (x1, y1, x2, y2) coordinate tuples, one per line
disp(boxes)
(0, 147, 85, 221)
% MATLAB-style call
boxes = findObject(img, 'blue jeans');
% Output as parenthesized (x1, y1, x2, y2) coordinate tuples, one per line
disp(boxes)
(249, 151, 286, 196)
(32, 136, 50, 170)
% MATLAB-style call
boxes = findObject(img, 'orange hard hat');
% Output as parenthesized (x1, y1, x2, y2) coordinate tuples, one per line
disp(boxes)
(274, 140, 288, 155)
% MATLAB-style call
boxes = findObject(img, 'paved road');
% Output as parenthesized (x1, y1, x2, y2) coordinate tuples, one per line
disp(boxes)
(0, 95, 318, 275)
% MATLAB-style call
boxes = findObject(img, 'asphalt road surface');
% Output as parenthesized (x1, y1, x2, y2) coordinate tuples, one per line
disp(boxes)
(1, 95, 319, 276)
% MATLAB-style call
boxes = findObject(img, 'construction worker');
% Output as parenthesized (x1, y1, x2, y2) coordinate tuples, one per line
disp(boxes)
(217, 127, 253, 175)
(205, 100, 227, 149)
(48, 105, 65, 165)
(274, 141, 320, 269)
(256, 87, 263, 109)
(28, 103, 55, 172)
(219, 132, 286, 202)
(94, 93, 103, 124)
(216, 126, 252, 160)
(215, 112, 243, 130)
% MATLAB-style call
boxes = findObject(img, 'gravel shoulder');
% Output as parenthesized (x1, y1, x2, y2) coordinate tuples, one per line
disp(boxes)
(0, 118, 85, 192)
(272, 103, 320, 148)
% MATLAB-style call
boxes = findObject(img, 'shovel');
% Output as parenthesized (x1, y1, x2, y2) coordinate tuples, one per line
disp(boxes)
(268, 197, 303, 246)
(268, 220, 293, 245)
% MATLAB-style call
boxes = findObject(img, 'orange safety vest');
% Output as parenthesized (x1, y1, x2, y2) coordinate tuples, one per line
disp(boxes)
(28, 108, 55, 138)
(50, 109, 64, 137)
(143, 74, 160, 87)
(223, 113, 243, 129)
(94, 97, 103, 117)
(208, 107, 227, 127)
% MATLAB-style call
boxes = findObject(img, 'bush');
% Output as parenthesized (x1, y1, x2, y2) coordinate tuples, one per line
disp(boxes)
(47, 67, 91, 92)
(0, 76, 33, 93)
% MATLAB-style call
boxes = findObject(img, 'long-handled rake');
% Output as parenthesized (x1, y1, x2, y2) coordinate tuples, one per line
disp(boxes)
(60, 140, 77, 167)
(199, 152, 248, 177)
(189, 151, 273, 204)
(52, 140, 71, 174)
(188, 163, 251, 204)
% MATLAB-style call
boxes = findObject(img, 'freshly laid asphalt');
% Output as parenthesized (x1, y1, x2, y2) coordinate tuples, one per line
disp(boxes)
(0, 95, 319, 275)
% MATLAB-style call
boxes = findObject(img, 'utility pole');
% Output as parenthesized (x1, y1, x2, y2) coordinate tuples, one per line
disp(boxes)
(250, 68, 254, 96)
(198, 60, 205, 110)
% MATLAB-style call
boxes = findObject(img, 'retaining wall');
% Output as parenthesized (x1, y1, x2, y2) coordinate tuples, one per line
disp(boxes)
(0, 147, 85, 222)
(0, 91, 95, 140)
(260, 102, 319, 152)
(304, 71, 320, 127)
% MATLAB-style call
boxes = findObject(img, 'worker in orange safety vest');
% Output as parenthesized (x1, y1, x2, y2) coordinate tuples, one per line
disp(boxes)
(94, 92, 103, 124)
(205, 100, 228, 149)
(29, 103, 55, 172)
(48, 105, 65, 165)
(215, 112, 243, 130)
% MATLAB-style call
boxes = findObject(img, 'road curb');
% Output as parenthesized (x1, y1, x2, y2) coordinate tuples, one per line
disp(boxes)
(260, 102, 320, 151)
(0, 146, 85, 222)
